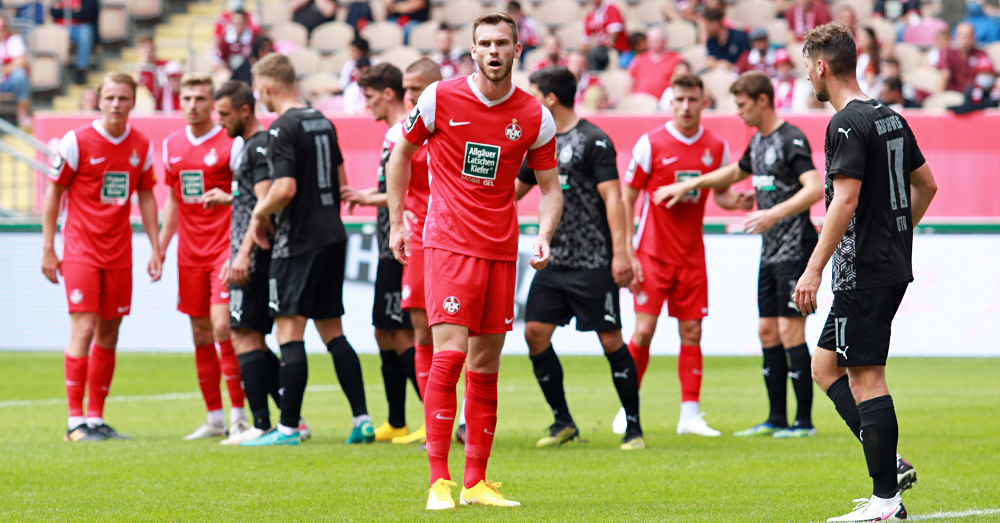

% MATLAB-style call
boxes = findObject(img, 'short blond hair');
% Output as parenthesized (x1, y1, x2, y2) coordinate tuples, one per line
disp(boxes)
(180, 72, 214, 90)
(252, 53, 296, 87)
(97, 71, 137, 99)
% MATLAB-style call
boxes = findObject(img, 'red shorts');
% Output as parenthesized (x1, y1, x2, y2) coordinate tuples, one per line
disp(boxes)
(177, 263, 229, 317)
(632, 252, 708, 320)
(401, 238, 425, 310)
(424, 248, 516, 336)
(61, 261, 132, 320)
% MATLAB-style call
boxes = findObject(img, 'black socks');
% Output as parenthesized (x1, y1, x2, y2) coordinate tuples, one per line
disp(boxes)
(762, 344, 789, 427)
(530, 346, 572, 425)
(278, 341, 308, 429)
(606, 344, 642, 436)
(858, 395, 899, 498)
(327, 336, 368, 417)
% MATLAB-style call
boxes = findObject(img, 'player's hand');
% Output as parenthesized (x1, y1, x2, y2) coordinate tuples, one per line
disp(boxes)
(652, 182, 692, 208)
(201, 188, 232, 210)
(744, 208, 778, 234)
(218, 257, 230, 288)
(793, 266, 822, 315)
(402, 209, 418, 233)
(390, 223, 411, 265)
(627, 254, 644, 294)
(736, 190, 755, 211)
(231, 249, 252, 286)
(340, 185, 361, 214)
(148, 253, 163, 282)
(249, 215, 274, 250)
(611, 253, 633, 288)
(41, 248, 61, 284)
(529, 237, 551, 270)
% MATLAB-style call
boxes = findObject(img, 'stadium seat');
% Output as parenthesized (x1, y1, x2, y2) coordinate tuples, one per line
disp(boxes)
(766, 18, 788, 46)
(870, 17, 896, 48)
(512, 70, 531, 91)
(680, 44, 707, 72)
(553, 22, 584, 52)
(627, 0, 668, 28)
(534, 0, 579, 30)
(921, 90, 964, 111)
(321, 51, 351, 76)
(985, 42, 1000, 72)
(599, 69, 630, 102)
(729, 0, 776, 31)
(269, 21, 309, 48)
(298, 71, 338, 106)
(452, 26, 473, 52)
(408, 21, 440, 54)
(903, 66, 943, 94)
(127, 0, 163, 22)
(28, 55, 61, 93)
(521, 47, 547, 71)
(665, 20, 697, 49)
(616, 92, 659, 112)
(712, 93, 737, 112)
(286, 47, 322, 77)
(440, 0, 483, 29)
(361, 22, 404, 53)
(99, 2, 130, 45)
(701, 68, 735, 102)
(188, 49, 214, 73)
(378, 46, 423, 71)
(892, 43, 925, 72)
(310, 21, 355, 55)
(832, 0, 874, 23)
(26, 24, 70, 65)
(258, 1, 291, 28)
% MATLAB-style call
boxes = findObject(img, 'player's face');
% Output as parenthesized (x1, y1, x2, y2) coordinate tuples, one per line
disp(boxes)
(670, 85, 704, 131)
(804, 52, 830, 102)
(214, 96, 245, 138)
(402, 71, 433, 111)
(528, 84, 554, 110)
(734, 92, 762, 128)
(472, 23, 521, 84)
(98, 82, 135, 126)
(180, 84, 214, 126)
(363, 86, 391, 122)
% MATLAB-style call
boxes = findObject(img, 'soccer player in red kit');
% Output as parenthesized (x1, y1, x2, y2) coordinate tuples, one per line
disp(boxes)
(619, 73, 750, 438)
(158, 73, 246, 440)
(386, 12, 563, 509)
(41, 72, 161, 441)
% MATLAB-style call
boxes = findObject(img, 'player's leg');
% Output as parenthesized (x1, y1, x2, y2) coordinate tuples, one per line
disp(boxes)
(425, 323, 469, 486)
(774, 315, 815, 438)
(598, 329, 643, 449)
(374, 327, 410, 440)
(83, 315, 129, 439)
(180, 264, 226, 438)
(814, 304, 859, 441)
(64, 312, 98, 440)
(615, 311, 658, 435)
(211, 302, 245, 428)
(394, 307, 430, 445)
(670, 265, 718, 437)
(736, 316, 788, 436)
(230, 327, 273, 438)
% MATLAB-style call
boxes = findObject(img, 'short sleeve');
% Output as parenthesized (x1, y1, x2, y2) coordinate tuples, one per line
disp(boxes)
(825, 111, 868, 181)
(250, 141, 271, 185)
(229, 136, 245, 173)
(137, 141, 156, 190)
(605, 5, 624, 33)
(588, 129, 618, 184)
(7, 35, 26, 58)
(49, 131, 79, 185)
(267, 120, 297, 179)
(784, 129, 816, 177)
(161, 137, 177, 187)
(402, 82, 437, 146)
(525, 107, 558, 170)
(517, 159, 536, 185)
(738, 143, 753, 173)
(624, 134, 651, 189)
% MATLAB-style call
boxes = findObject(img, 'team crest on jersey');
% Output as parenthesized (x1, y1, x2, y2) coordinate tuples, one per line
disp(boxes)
(404, 107, 420, 133)
(764, 147, 777, 166)
(558, 144, 573, 164)
(635, 291, 648, 306)
(204, 148, 218, 166)
(701, 149, 713, 167)
(443, 296, 461, 314)
(70, 289, 84, 305)
(129, 149, 140, 167)
(505, 119, 522, 141)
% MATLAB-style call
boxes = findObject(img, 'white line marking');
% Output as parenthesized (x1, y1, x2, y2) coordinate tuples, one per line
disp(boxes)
(908, 508, 1000, 521)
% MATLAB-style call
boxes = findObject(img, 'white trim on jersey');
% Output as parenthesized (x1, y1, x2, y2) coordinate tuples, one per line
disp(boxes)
(635, 193, 650, 250)
(721, 140, 730, 166)
(415, 81, 439, 134)
(57, 130, 80, 172)
(631, 134, 652, 175)
(91, 121, 132, 145)
(531, 106, 557, 150)
(665, 121, 703, 146)
(466, 74, 516, 107)
(385, 121, 403, 145)
(161, 137, 172, 174)
(229, 136, 245, 173)
(185, 125, 224, 147)
(143, 141, 155, 172)
(422, 149, 434, 241)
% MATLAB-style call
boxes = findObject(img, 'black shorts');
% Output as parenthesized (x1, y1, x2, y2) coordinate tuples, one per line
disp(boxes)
(268, 242, 346, 320)
(229, 254, 274, 335)
(373, 257, 412, 331)
(818, 283, 909, 368)
(758, 258, 811, 318)
(525, 266, 622, 332)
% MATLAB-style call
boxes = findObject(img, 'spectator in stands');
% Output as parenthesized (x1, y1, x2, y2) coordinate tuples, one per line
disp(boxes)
(836, 5, 859, 35)
(345, 1, 374, 32)
(736, 28, 778, 77)
(705, 7, 750, 70)
(932, 22, 992, 92)
(289, 0, 337, 36)
(455, 51, 475, 77)
(215, 9, 257, 80)
(385, 0, 429, 44)
(50, 0, 97, 85)
(430, 27, 459, 79)
(78, 87, 98, 111)
(657, 60, 691, 110)
(959, 2, 1000, 44)
(879, 77, 921, 110)
(338, 37, 372, 94)
(160, 61, 184, 113)
(215, 0, 260, 42)
(341, 55, 371, 114)
(880, 56, 926, 104)
(532, 34, 568, 72)
(0, 13, 30, 128)
(566, 50, 605, 108)
(949, 57, 999, 114)
(786, 0, 831, 45)
(771, 48, 812, 112)
(873, 0, 922, 42)
(628, 28, 682, 98)
(856, 26, 882, 96)
(230, 35, 274, 85)
(507, 1, 540, 55)
(618, 31, 646, 70)
(133, 35, 168, 109)
(582, 0, 629, 75)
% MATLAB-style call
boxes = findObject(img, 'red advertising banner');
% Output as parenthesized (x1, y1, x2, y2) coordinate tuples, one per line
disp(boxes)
(33, 110, 1000, 220)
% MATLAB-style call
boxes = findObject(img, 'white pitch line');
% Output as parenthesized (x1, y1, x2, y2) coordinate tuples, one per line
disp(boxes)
(908, 508, 1000, 521)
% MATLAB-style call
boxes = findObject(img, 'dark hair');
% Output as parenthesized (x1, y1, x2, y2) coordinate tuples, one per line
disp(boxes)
(231, 8, 248, 18)
(801, 22, 857, 79)
(730, 71, 775, 107)
(506, 1, 522, 12)
(671, 73, 704, 92)
(214, 79, 256, 114)
(861, 26, 880, 77)
(883, 76, 902, 93)
(528, 66, 577, 109)
(352, 37, 370, 55)
(251, 36, 272, 60)
(883, 57, 900, 68)
(628, 31, 646, 47)
(704, 8, 725, 24)
(358, 62, 404, 101)
(473, 12, 518, 45)
(356, 56, 372, 69)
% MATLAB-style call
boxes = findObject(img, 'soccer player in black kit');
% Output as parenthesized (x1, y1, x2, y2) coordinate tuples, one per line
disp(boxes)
(243, 53, 373, 445)
(794, 23, 937, 522)
(514, 66, 643, 450)
(655, 71, 823, 439)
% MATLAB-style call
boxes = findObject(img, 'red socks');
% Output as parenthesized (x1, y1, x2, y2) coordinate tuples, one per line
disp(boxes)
(678, 344, 703, 403)
(194, 343, 223, 412)
(414, 342, 434, 399)
(463, 370, 498, 489)
(64, 353, 88, 419)
(628, 339, 651, 387)
(85, 344, 116, 419)
(424, 350, 466, 485)
(217, 340, 244, 408)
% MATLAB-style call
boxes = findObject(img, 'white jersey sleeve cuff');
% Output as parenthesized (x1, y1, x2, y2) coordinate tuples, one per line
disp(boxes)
(58, 131, 80, 172)
(143, 140, 156, 172)
(415, 81, 439, 134)
(631, 134, 652, 175)
(531, 106, 557, 150)
(230, 136, 245, 173)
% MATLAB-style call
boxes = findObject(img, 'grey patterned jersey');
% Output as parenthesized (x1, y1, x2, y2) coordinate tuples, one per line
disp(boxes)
(375, 122, 402, 260)
(518, 119, 619, 269)
(738, 122, 818, 264)
(230, 131, 270, 274)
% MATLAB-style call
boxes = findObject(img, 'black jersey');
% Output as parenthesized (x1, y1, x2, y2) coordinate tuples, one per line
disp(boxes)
(518, 119, 619, 269)
(267, 107, 346, 258)
(230, 131, 270, 271)
(824, 99, 926, 291)
(738, 122, 818, 264)
(375, 122, 402, 261)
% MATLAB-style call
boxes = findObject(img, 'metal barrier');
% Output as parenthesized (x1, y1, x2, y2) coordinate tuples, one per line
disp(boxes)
(0, 117, 54, 218)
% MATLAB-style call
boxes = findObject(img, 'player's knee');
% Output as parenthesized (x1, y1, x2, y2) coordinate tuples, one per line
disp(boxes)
(597, 330, 624, 353)
(777, 323, 805, 347)
(211, 319, 230, 342)
(758, 323, 780, 346)
(631, 322, 656, 346)
(678, 323, 702, 345)
(523, 323, 550, 352)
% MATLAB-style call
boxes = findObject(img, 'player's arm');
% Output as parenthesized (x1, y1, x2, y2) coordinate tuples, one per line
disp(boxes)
(41, 181, 67, 284)
(341, 185, 387, 209)
(532, 166, 563, 270)
(794, 174, 860, 315)
(158, 189, 178, 260)
(711, 184, 747, 211)
(514, 178, 534, 201)
(138, 187, 162, 282)
(745, 169, 822, 234)
(386, 137, 419, 264)
(652, 163, 749, 207)
(597, 179, 633, 288)
(908, 161, 937, 226)
(231, 178, 272, 286)
(620, 183, 644, 292)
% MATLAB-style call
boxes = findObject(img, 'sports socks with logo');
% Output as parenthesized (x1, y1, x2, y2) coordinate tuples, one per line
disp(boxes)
(463, 370, 498, 489)
(530, 346, 572, 425)
(236, 349, 272, 431)
(627, 340, 650, 387)
(762, 344, 789, 427)
(85, 343, 115, 425)
(678, 344, 703, 403)
(278, 341, 308, 431)
(380, 349, 407, 429)
(414, 342, 433, 399)
(826, 374, 862, 441)
(326, 335, 368, 418)
(194, 342, 223, 413)
(263, 348, 282, 406)
(64, 352, 88, 429)
(424, 350, 465, 484)
(786, 343, 813, 427)
(858, 395, 899, 499)
(217, 339, 245, 412)
(606, 344, 641, 435)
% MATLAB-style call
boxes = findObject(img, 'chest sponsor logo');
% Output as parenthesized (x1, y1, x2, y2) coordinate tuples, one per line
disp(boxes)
(752, 174, 776, 191)
(505, 119, 522, 141)
(129, 149, 140, 167)
(204, 148, 219, 166)
(701, 149, 714, 167)
(558, 144, 573, 164)
(764, 147, 777, 166)
(100, 172, 130, 205)
(462, 142, 500, 185)
(181, 170, 205, 203)
(675, 170, 702, 202)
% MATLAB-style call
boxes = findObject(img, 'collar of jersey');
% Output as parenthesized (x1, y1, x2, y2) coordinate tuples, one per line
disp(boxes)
(91, 121, 131, 145)
(466, 74, 516, 107)
(665, 121, 703, 145)
(186, 124, 223, 147)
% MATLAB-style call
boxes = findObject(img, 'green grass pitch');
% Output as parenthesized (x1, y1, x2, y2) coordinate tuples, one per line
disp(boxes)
(2, 352, 998, 522)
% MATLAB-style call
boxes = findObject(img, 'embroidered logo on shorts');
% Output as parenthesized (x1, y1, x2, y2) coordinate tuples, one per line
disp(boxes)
(443, 296, 461, 314)
(70, 289, 84, 304)
(635, 291, 648, 306)
(402, 285, 411, 301)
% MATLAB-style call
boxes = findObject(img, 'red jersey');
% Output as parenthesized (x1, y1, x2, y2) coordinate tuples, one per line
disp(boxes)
(406, 143, 430, 243)
(162, 125, 239, 266)
(402, 76, 557, 261)
(628, 51, 683, 98)
(625, 121, 729, 267)
(49, 121, 156, 269)
(583, 1, 629, 53)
